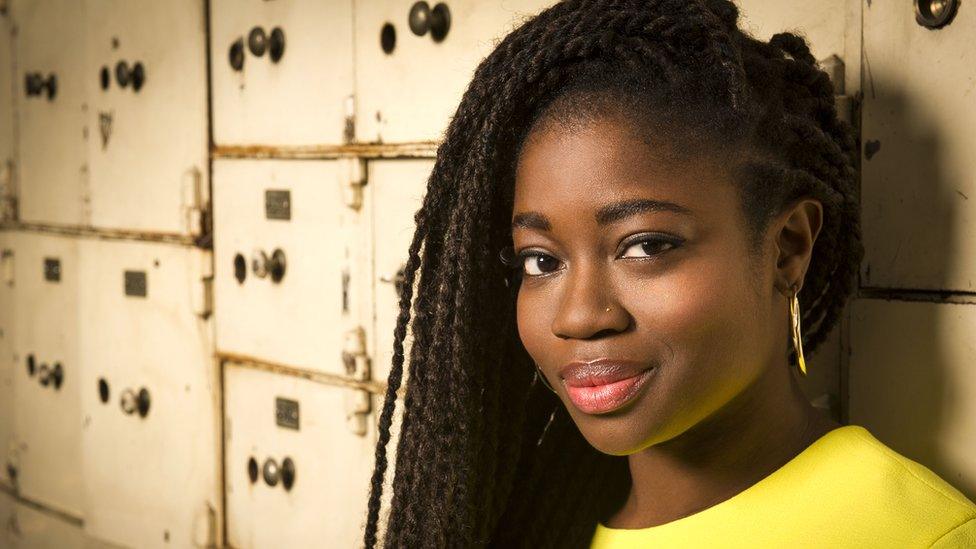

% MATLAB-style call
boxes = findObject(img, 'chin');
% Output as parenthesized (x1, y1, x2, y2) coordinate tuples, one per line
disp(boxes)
(562, 400, 667, 456)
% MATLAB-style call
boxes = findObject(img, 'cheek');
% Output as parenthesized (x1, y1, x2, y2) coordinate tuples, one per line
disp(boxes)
(515, 286, 549, 363)
(626, 256, 767, 418)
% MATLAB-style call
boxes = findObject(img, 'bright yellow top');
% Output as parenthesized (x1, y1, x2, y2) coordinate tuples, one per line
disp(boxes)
(590, 424, 976, 548)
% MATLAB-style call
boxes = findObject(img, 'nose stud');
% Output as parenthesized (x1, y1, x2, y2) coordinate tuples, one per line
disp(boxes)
(605, 306, 611, 312)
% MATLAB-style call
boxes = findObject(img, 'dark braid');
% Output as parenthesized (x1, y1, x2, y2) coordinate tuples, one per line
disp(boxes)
(363, 1, 864, 547)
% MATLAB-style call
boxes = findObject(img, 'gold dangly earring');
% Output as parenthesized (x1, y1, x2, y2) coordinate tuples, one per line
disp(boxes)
(789, 283, 807, 376)
(534, 363, 557, 393)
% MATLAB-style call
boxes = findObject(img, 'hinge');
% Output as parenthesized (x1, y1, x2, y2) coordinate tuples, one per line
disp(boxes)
(192, 251, 213, 318)
(183, 166, 208, 237)
(343, 94, 355, 144)
(0, 159, 16, 223)
(834, 95, 856, 126)
(192, 503, 217, 547)
(1, 248, 13, 287)
(342, 325, 372, 436)
(338, 157, 367, 211)
(817, 54, 856, 126)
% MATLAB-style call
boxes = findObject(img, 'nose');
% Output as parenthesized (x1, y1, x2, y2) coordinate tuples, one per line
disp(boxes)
(550, 261, 630, 340)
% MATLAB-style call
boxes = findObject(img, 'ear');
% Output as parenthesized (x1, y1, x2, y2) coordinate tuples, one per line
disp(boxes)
(772, 198, 823, 298)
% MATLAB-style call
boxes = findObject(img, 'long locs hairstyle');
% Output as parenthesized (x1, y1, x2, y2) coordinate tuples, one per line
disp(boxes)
(363, 0, 863, 547)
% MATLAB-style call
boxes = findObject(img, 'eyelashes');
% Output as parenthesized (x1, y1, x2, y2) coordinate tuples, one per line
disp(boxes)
(499, 234, 684, 279)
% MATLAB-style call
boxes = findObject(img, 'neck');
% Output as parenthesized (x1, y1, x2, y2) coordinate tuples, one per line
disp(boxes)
(606, 360, 840, 528)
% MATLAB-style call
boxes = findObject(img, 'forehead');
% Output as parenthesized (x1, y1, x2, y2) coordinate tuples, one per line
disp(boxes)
(512, 116, 738, 224)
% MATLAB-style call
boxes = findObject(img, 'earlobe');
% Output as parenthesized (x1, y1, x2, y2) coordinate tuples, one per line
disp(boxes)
(773, 198, 823, 297)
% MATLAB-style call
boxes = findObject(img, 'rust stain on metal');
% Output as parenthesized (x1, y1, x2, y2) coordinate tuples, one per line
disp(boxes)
(211, 141, 439, 160)
(0, 221, 199, 246)
(99, 111, 113, 150)
(217, 351, 402, 397)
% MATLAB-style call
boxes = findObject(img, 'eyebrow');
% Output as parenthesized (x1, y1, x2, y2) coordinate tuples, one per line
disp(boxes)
(511, 198, 692, 232)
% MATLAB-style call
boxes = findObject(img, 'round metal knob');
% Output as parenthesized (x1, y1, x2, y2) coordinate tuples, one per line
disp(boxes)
(233, 253, 247, 284)
(136, 387, 151, 418)
(116, 60, 130, 88)
(430, 3, 451, 42)
(915, 0, 958, 28)
(51, 362, 64, 390)
(98, 378, 110, 403)
(281, 457, 296, 491)
(380, 265, 407, 301)
(229, 37, 245, 72)
(120, 388, 137, 414)
(408, 1, 431, 36)
(380, 23, 396, 54)
(247, 457, 259, 483)
(131, 62, 145, 92)
(269, 27, 285, 63)
(25, 72, 42, 96)
(41, 74, 57, 100)
(38, 363, 50, 386)
(262, 458, 280, 487)
(251, 249, 269, 279)
(248, 26, 267, 57)
(269, 248, 286, 283)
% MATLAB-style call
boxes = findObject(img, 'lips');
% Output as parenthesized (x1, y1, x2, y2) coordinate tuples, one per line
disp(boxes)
(559, 358, 653, 388)
(557, 358, 656, 414)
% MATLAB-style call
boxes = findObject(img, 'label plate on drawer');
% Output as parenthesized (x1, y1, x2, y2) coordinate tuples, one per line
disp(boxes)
(124, 270, 147, 297)
(265, 190, 291, 220)
(275, 397, 300, 430)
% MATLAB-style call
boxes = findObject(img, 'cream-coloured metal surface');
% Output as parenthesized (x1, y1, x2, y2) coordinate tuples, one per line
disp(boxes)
(732, 0, 854, 420)
(11, 0, 88, 226)
(223, 363, 377, 548)
(860, 1, 976, 291)
(11, 0, 976, 546)
(737, 0, 861, 100)
(0, 491, 11, 547)
(11, 233, 82, 518)
(367, 159, 430, 384)
(85, 0, 208, 236)
(353, 0, 554, 143)
(210, 0, 355, 147)
(213, 158, 361, 376)
(77, 239, 219, 548)
(736, 0, 848, 61)
(796, 305, 845, 422)
(0, 233, 14, 490)
(849, 298, 976, 501)
(0, 11, 14, 222)
(1, 496, 86, 549)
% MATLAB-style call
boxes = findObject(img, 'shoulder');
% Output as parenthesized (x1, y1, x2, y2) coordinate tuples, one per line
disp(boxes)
(838, 425, 975, 512)
(931, 518, 976, 548)
(821, 424, 976, 546)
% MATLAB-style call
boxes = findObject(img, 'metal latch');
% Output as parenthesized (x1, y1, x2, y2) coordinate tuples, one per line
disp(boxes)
(182, 166, 207, 236)
(0, 159, 16, 222)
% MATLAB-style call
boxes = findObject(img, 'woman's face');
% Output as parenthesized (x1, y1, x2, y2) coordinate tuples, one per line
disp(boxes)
(512, 113, 783, 456)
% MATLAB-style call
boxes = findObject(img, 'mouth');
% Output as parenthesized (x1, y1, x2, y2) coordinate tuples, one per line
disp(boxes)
(558, 359, 656, 415)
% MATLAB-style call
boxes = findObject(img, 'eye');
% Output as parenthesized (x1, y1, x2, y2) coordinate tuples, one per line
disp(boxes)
(518, 252, 563, 277)
(619, 235, 682, 259)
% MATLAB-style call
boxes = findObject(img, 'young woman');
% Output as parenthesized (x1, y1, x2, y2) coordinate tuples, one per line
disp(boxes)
(363, 0, 976, 547)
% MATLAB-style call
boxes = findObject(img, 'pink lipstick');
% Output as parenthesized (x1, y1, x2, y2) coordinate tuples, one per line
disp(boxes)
(559, 358, 656, 415)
